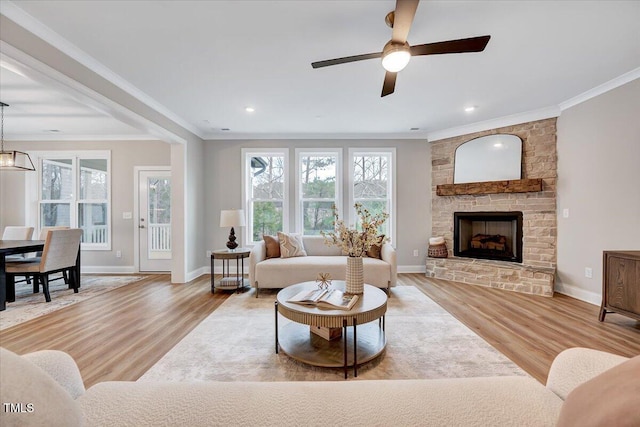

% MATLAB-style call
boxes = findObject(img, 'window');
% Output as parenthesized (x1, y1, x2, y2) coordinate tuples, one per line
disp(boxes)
(241, 147, 395, 246)
(78, 159, 109, 245)
(242, 149, 288, 244)
(349, 148, 396, 243)
(34, 151, 111, 250)
(40, 158, 73, 228)
(296, 149, 341, 235)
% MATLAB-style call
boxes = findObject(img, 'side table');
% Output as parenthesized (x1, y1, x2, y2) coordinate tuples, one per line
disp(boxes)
(210, 248, 250, 293)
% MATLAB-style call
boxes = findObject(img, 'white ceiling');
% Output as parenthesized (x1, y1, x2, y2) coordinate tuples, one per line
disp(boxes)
(0, 57, 148, 140)
(1, 0, 639, 141)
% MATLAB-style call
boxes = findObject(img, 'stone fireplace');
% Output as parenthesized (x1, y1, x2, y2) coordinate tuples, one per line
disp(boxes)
(426, 118, 557, 296)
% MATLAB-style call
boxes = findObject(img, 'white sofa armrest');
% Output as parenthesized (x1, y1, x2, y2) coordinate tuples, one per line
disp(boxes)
(381, 243, 397, 287)
(22, 350, 86, 399)
(249, 241, 266, 287)
(545, 347, 629, 400)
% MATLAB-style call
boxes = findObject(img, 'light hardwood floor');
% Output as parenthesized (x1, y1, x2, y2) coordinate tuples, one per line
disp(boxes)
(1, 273, 638, 387)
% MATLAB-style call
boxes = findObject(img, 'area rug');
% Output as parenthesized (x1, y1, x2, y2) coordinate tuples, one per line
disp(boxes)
(139, 286, 527, 382)
(0, 275, 146, 330)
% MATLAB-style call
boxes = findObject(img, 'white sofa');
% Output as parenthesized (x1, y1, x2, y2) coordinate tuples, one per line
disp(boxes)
(249, 235, 397, 297)
(0, 346, 634, 427)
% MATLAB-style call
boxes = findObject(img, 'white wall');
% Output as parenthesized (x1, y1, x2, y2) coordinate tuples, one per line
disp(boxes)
(556, 79, 640, 304)
(204, 139, 431, 270)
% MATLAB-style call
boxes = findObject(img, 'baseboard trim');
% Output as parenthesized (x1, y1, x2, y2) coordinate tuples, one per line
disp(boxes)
(398, 265, 427, 273)
(81, 266, 135, 274)
(186, 267, 208, 282)
(554, 282, 600, 306)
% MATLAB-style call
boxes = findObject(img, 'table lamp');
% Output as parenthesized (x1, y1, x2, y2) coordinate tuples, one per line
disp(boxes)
(220, 209, 245, 250)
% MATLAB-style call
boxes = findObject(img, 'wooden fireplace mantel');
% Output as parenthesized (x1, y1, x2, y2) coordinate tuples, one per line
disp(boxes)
(436, 178, 542, 196)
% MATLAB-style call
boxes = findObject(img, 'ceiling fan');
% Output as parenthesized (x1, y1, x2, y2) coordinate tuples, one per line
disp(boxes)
(311, 0, 491, 97)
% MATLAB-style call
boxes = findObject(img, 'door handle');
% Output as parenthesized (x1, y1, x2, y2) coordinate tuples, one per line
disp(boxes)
(139, 225, 146, 229)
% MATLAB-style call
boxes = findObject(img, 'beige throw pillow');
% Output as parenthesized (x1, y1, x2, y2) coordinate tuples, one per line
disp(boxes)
(556, 354, 640, 427)
(277, 232, 307, 258)
(263, 235, 281, 258)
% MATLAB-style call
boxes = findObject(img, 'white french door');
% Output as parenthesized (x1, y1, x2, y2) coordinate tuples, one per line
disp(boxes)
(138, 169, 171, 272)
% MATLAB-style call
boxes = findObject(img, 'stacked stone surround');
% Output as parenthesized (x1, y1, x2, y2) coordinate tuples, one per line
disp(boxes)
(426, 118, 557, 296)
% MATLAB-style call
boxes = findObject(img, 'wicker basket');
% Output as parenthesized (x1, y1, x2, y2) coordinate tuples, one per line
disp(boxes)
(428, 242, 448, 258)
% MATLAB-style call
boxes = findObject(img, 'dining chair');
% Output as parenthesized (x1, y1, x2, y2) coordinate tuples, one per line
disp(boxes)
(2, 226, 35, 262)
(5, 229, 82, 303)
(2, 226, 35, 240)
(24, 226, 72, 291)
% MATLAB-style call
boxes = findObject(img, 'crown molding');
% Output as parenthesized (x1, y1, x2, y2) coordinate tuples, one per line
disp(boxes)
(6, 134, 158, 142)
(559, 67, 640, 111)
(203, 131, 429, 141)
(426, 106, 562, 142)
(1, 1, 202, 139)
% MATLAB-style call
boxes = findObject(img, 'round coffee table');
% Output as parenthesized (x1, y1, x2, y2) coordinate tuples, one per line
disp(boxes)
(275, 281, 387, 379)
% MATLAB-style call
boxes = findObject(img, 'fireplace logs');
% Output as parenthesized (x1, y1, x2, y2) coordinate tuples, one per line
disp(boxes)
(470, 234, 507, 252)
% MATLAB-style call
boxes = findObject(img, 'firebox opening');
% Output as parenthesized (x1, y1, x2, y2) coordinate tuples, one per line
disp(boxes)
(454, 211, 523, 263)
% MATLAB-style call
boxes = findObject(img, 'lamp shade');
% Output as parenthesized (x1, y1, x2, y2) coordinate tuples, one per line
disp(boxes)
(220, 209, 246, 228)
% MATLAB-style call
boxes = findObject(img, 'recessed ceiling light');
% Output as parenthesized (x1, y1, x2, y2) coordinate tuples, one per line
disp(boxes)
(410, 127, 420, 131)
(464, 106, 477, 113)
(45, 129, 61, 133)
(221, 128, 230, 131)
(245, 106, 255, 113)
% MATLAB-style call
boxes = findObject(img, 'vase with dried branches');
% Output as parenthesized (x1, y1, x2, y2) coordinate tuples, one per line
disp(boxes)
(321, 203, 389, 294)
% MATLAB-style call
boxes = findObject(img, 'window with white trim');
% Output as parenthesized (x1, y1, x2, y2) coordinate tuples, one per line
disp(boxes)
(37, 152, 111, 250)
(242, 149, 288, 244)
(296, 149, 341, 235)
(349, 148, 395, 243)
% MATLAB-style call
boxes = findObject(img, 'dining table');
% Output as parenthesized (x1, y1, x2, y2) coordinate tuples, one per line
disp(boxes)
(0, 239, 81, 311)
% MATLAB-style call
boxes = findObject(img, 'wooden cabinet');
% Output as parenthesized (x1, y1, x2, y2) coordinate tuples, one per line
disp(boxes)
(599, 251, 640, 322)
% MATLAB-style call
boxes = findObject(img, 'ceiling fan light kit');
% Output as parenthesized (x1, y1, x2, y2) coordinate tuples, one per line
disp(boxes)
(312, 0, 491, 97)
(381, 42, 411, 72)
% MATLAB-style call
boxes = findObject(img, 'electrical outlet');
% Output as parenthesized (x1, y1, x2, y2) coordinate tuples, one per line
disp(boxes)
(413, 249, 419, 257)
(562, 208, 569, 218)
(116, 250, 122, 258)
(122, 212, 132, 219)
(585, 267, 593, 278)
(206, 250, 212, 258)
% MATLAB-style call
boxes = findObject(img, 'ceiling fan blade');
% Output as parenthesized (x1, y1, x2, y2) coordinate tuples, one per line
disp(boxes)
(410, 35, 491, 56)
(311, 52, 382, 69)
(391, 0, 420, 44)
(381, 72, 397, 97)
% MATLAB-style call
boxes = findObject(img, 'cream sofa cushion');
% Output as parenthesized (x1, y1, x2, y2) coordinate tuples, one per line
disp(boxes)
(79, 376, 561, 427)
(0, 348, 82, 427)
(255, 255, 391, 289)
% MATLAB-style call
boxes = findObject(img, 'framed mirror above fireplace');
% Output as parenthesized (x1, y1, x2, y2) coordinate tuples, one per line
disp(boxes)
(453, 134, 523, 184)
(454, 211, 523, 263)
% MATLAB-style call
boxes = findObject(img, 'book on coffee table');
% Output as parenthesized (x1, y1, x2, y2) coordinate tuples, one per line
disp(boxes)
(287, 288, 359, 311)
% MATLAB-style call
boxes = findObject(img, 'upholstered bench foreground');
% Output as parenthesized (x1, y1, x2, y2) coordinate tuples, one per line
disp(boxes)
(249, 235, 397, 297)
(1, 346, 637, 426)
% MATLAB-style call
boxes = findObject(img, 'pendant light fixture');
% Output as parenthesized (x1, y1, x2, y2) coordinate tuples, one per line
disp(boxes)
(0, 102, 36, 171)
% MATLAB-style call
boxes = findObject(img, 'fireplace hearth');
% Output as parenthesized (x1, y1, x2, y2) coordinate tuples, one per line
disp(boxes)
(454, 212, 523, 263)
